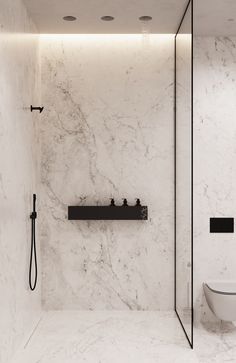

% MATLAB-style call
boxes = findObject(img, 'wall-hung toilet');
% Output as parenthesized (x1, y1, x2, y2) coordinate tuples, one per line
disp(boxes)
(203, 281, 236, 321)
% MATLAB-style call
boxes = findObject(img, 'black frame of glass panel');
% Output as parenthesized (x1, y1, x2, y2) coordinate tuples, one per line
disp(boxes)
(174, 0, 193, 349)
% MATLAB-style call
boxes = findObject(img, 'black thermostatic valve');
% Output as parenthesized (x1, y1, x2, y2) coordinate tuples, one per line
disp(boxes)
(210, 217, 234, 233)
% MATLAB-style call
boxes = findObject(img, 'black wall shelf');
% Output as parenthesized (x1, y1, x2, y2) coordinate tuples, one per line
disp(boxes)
(68, 206, 148, 220)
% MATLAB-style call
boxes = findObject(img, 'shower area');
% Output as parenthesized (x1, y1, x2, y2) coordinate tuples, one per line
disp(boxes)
(1, 0, 236, 362)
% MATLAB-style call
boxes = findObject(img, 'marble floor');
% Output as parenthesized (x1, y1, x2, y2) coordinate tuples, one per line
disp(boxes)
(10, 311, 236, 363)
(194, 321, 236, 363)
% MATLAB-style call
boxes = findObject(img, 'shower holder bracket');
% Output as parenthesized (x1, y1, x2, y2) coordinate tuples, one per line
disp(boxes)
(30, 212, 37, 219)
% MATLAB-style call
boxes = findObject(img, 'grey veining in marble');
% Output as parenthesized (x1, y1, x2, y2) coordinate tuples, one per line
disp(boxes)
(40, 35, 175, 310)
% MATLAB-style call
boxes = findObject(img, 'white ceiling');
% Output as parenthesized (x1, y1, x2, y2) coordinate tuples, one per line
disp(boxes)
(23, 0, 188, 34)
(23, 0, 236, 35)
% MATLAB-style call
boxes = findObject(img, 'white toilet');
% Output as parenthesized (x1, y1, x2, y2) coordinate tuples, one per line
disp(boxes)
(203, 281, 236, 321)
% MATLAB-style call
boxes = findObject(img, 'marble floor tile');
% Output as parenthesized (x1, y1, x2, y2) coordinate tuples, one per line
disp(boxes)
(194, 321, 236, 363)
(11, 311, 199, 363)
(12, 311, 236, 363)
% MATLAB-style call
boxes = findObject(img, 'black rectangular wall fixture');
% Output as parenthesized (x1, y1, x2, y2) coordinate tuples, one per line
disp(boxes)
(210, 218, 234, 233)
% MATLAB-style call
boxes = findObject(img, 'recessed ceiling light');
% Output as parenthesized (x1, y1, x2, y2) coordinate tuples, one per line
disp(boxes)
(101, 16, 114, 21)
(139, 16, 152, 22)
(63, 16, 77, 21)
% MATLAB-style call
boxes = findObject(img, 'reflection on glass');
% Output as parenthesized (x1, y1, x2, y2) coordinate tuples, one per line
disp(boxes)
(175, 2, 193, 346)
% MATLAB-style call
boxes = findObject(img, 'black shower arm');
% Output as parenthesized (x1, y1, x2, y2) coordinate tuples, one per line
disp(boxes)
(31, 105, 44, 113)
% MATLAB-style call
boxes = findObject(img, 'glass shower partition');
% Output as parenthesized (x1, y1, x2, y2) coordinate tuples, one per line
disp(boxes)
(174, 0, 193, 348)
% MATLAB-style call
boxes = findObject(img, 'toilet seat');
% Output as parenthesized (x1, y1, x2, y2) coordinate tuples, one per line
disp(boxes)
(206, 281, 236, 295)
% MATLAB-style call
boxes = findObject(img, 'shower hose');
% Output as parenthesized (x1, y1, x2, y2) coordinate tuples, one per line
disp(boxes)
(29, 194, 37, 291)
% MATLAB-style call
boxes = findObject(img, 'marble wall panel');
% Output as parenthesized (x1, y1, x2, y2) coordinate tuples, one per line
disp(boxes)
(40, 35, 175, 310)
(193, 36, 236, 323)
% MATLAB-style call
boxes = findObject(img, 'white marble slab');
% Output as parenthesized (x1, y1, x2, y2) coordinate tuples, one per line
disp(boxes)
(40, 35, 175, 311)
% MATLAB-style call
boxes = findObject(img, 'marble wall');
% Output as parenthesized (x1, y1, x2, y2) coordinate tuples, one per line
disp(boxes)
(40, 35, 175, 310)
(193, 37, 236, 323)
(0, 0, 41, 362)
